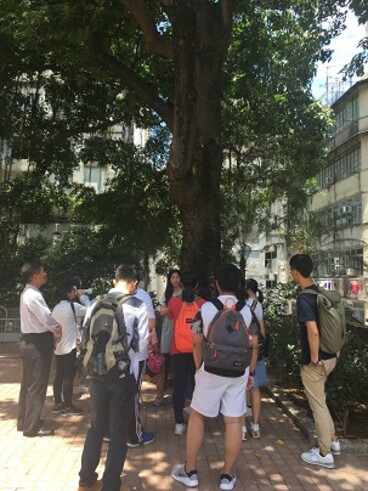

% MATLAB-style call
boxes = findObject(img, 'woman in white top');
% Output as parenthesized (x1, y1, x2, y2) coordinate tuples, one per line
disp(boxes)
(51, 282, 89, 415)
(244, 278, 267, 440)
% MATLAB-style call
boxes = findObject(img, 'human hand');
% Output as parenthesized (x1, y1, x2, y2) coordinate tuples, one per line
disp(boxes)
(54, 325, 62, 342)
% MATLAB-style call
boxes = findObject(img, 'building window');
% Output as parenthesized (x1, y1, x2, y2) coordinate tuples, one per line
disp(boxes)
(84, 165, 102, 193)
(321, 195, 362, 230)
(264, 250, 277, 269)
(318, 144, 361, 188)
(334, 96, 359, 133)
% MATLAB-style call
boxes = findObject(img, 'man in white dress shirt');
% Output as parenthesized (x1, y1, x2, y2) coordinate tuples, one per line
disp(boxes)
(17, 261, 62, 437)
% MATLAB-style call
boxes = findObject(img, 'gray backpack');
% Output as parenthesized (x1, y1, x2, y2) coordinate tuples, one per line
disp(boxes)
(203, 299, 252, 376)
(82, 293, 139, 381)
(302, 287, 346, 354)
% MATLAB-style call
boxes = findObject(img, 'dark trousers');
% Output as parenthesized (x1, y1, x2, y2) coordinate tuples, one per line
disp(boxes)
(17, 332, 54, 435)
(53, 348, 77, 407)
(163, 352, 171, 382)
(172, 353, 195, 424)
(79, 374, 135, 491)
(128, 359, 146, 444)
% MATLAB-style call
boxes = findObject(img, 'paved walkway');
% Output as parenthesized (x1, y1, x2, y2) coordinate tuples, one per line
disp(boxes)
(0, 356, 367, 491)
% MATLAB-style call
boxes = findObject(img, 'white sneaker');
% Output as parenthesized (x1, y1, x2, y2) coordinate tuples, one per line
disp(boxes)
(301, 447, 335, 469)
(171, 465, 199, 487)
(174, 423, 187, 436)
(250, 423, 260, 439)
(331, 440, 341, 456)
(242, 426, 247, 441)
(219, 473, 237, 490)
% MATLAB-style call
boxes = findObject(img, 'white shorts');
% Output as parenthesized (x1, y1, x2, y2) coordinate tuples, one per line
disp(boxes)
(191, 366, 249, 418)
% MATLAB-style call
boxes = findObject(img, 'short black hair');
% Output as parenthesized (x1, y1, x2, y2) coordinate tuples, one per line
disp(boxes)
(69, 276, 82, 289)
(55, 281, 76, 302)
(118, 259, 142, 281)
(289, 254, 313, 278)
(115, 264, 140, 283)
(216, 264, 242, 293)
(20, 261, 43, 284)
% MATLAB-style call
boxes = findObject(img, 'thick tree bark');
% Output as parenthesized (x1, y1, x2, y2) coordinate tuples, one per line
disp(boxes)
(168, 1, 235, 284)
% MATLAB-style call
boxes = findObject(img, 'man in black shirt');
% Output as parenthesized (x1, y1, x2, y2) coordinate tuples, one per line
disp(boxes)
(289, 254, 340, 469)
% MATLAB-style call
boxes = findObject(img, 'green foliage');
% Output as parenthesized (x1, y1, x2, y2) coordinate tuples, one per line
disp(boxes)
(220, 2, 337, 262)
(326, 328, 368, 436)
(344, 1, 368, 77)
(264, 284, 301, 387)
(0, 0, 358, 282)
(75, 137, 178, 262)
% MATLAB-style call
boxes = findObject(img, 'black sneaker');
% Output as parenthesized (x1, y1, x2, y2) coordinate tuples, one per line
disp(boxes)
(52, 403, 64, 414)
(61, 405, 82, 416)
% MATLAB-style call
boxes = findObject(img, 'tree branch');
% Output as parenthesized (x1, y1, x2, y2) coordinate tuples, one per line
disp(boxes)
(119, 0, 173, 59)
(52, 119, 123, 147)
(87, 34, 173, 130)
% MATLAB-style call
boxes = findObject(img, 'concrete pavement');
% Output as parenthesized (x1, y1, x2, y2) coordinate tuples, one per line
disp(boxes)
(0, 356, 367, 490)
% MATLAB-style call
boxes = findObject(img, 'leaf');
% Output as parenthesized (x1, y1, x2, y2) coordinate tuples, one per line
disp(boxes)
(275, 439, 288, 448)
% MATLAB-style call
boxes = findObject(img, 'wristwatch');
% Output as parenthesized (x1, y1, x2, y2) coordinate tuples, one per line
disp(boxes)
(249, 370, 256, 376)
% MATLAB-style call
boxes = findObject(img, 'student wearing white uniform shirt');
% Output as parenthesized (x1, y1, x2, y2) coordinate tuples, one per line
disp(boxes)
(17, 261, 62, 437)
(52, 282, 89, 415)
(244, 278, 267, 440)
(78, 264, 149, 491)
(172, 265, 258, 491)
(126, 286, 155, 447)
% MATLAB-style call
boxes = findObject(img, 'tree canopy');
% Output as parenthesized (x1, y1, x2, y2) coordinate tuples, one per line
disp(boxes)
(0, 0, 356, 289)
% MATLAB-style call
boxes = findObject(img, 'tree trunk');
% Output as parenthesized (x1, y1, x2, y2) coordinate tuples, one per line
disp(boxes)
(168, 2, 234, 286)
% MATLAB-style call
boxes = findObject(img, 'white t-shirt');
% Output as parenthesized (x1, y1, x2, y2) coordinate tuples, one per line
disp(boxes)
(52, 300, 88, 355)
(20, 285, 57, 334)
(246, 298, 263, 321)
(135, 288, 155, 319)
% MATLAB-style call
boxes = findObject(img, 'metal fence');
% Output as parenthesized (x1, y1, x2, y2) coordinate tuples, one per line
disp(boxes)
(0, 305, 21, 342)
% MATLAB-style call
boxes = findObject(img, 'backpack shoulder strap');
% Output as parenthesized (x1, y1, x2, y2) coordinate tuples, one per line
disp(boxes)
(211, 299, 224, 311)
(235, 299, 246, 312)
(70, 301, 77, 322)
(302, 288, 318, 295)
(249, 299, 257, 311)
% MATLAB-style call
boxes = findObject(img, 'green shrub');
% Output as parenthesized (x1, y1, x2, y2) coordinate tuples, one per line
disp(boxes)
(326, 327, 368, 437)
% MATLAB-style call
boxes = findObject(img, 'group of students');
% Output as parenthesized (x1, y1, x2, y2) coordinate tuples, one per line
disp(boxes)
(155, 269, 268, 444)
(16, 260, 267, 491)
(167, 264, 267, 491)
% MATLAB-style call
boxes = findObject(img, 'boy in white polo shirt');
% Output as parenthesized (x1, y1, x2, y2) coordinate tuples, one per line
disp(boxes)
(171, 264, 258, 490)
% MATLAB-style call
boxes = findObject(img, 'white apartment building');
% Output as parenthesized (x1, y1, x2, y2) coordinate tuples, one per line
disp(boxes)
(309, 73, 368, 326)
(254, 74, 368, 326)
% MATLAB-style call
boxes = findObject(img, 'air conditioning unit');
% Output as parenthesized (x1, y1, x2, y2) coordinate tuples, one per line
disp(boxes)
(281, 300, 293, 316)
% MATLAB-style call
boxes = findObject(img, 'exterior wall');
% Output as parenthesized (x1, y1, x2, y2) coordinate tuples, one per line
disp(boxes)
(253, 76, 368, 327)
(311, 76, 368, 327)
